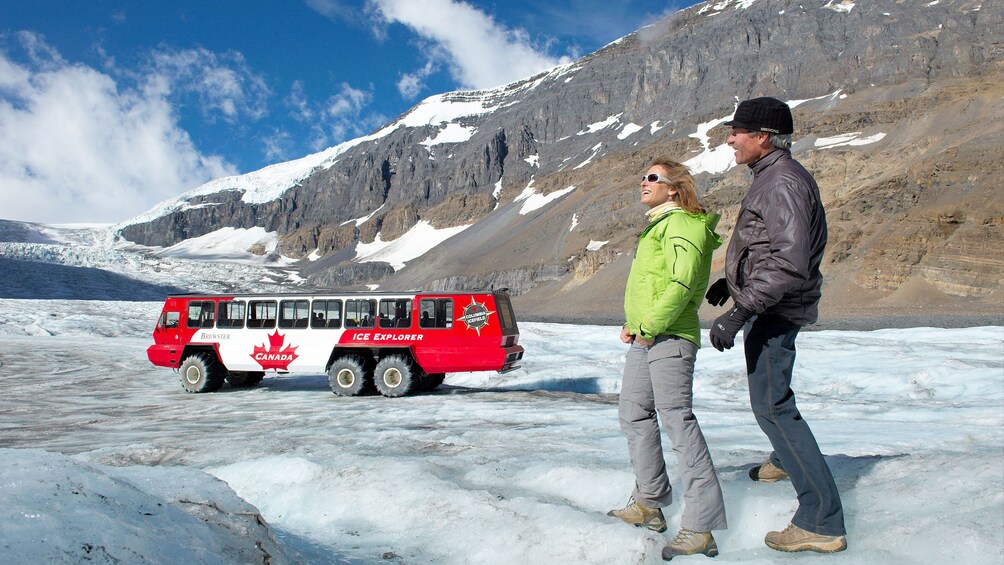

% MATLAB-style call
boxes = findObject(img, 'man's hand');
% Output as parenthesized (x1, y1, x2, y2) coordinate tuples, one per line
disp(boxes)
(620, 324, 635, 344)
(705, 278, 730, 307)
(709, 304, 753, 351)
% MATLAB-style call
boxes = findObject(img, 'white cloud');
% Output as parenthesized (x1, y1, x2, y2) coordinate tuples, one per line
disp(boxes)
(369, 0, 572, 90)
(305, 0, 363, 23)
(287, 80, 314, 122)
(0, 33, 237, 223)
(285, 80, 385, 152)
(326, 82, 370, 119)
(397, 72, 423, 99)
(145, 47, 270, 122)
(397, 60, 436, 99)
(260, 129, 293, 162)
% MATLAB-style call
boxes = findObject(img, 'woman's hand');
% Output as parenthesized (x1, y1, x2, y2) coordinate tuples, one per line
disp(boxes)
(635, 335, 654, 347)
(620, 324, 635, 344)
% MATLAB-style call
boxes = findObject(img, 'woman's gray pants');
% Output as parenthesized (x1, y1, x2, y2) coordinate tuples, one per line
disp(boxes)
(618, 336, 728, 532)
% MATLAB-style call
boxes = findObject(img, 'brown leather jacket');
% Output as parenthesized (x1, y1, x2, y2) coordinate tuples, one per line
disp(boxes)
(725, 149, 827, 325)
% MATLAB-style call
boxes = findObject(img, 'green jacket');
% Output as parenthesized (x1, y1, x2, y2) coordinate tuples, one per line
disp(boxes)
(624, 209, 722, 346)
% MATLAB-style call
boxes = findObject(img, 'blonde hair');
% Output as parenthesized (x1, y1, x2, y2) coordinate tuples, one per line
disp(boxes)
(650, 158, 705, 214)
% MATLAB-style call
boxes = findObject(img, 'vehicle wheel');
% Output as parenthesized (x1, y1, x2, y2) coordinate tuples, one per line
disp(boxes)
(419, 373, 445, 392)
(328, 356, 368, 396)
(373, 355, 417, 397)
(179, 354, 225, 393)
(226, 371, 265, 388)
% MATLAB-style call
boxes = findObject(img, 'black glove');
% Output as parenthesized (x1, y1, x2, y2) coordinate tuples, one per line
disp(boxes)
(705, 278, 730, 307)
(709, 304, 753, 351)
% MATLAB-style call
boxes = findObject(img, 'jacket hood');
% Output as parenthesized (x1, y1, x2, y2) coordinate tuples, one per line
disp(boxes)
(701, 212, 723, 250)
(644, 209, 723, 250)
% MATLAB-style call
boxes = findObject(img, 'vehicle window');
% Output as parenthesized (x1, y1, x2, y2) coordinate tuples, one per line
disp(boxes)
(279, 300, 310, 328)
(419, 298, 453, 329)
(159, 311, 180, 329)
(217, 300, 246, 329)
(247, 300, 277, 329)
(187, 301, 215, 329)
(311, 300, 342, 329)
(379, 298, 413, 329)
(495, 293, 517, 332)
(344, 299, 376, 329)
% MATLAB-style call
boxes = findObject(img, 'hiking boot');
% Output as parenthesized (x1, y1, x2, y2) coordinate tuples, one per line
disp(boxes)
(764, 523, 847, 553)
(749, 459, 789, 482)
(662, 528, 719, 560)
(607, 497, 667, 532)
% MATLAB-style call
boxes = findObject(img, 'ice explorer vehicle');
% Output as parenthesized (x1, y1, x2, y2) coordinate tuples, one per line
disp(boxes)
(147, 290, 524, 397)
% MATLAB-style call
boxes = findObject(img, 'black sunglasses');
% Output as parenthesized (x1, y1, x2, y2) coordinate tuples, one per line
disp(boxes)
(642, 173, 672, 184)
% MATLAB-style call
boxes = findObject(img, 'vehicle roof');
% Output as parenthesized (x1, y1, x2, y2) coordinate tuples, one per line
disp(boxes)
(166, 289, 507, 299)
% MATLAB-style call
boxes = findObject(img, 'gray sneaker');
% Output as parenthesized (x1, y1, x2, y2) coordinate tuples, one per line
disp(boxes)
(607, 497, 667, 533)
(749, 459, 789, 482)
(764, 523, 847, 553)
(662, 529, 719, 560)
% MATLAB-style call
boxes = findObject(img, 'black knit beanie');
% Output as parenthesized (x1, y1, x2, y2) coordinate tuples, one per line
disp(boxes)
(723, 97, 794, 134)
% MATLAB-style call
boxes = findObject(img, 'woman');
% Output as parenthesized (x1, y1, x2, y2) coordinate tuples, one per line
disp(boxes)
(607, 159, 727, 560)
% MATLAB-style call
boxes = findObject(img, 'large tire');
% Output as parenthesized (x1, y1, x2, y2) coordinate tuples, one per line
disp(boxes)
(179, 354, 225, 393)
(418, 373, 445, 392)
(373, 355, 418, 397)
(328, 356, 368, 396)
(226, 371, 265, 388)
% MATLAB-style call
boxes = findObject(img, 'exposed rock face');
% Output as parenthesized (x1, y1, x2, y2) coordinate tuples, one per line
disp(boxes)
(426, 264, 570, 296)
(309, 262, 395, 288)
(117, 0, 1004, 322)
(921, 219, 1003, 297)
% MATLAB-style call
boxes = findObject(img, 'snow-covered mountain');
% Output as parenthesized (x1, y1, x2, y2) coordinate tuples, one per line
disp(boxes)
(3, 0, 1001, 325)
(106, 0, 1002, 324)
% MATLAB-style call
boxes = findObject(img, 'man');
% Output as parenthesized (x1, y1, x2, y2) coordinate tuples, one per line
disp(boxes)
(704, 96, 847, 553)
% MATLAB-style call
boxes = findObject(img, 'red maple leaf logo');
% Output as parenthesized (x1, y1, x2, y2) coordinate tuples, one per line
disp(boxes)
(250, 330, 299, 371)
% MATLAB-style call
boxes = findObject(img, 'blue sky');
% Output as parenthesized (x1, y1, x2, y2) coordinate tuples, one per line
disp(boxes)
(1, 0, 699, 223)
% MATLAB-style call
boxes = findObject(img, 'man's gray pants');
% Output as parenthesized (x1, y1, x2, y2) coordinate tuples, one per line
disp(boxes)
(618, 336, 728, 532)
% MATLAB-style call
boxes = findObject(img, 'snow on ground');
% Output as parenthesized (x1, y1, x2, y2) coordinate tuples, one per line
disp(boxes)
(420, 123, 478, 147)
(391, 96, 496, 130)
(578, 114, 622, 135)
(824, 1, 856, 14)
(2, 448, 303, 563)
(354, 221, 473, 270)
(814, 132, 886, 149)
(515, 184, 577, 215)
(1, 298, 1001, 564)
(787, 89, 845, 109)
(573, 143, 604, 170)
(154, 227, 297, 266)
(342, 203, 387, 228)
(0, 223, 304, 299)
(683, 114, 736, 175)
(618, 123, 644, 140)
(698, 0, 761, 17)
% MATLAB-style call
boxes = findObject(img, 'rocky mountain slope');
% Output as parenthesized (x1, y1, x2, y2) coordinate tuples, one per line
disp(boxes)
(116, 0, 1003, 325)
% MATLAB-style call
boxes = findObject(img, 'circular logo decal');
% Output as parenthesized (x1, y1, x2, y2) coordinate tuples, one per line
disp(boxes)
(459, 297, 495, 335)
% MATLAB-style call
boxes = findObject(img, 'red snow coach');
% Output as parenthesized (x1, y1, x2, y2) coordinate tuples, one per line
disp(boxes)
(147, 290, 524, 397)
